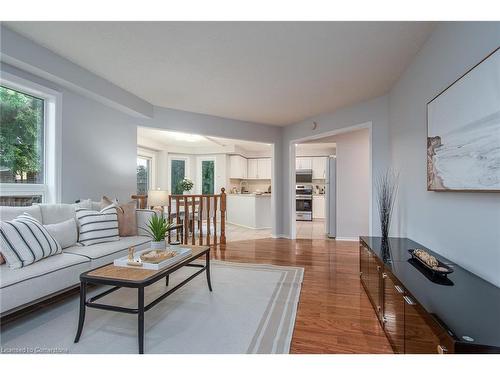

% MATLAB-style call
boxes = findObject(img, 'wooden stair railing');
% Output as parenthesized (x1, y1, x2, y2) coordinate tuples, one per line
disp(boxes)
(167, 188, 226, 246)
(131, 194, 148, 209)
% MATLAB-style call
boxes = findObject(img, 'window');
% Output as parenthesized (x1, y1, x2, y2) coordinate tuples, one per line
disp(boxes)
(201, 160, 215, 194)
(136, 157, 151, 194)
(171, 159, 186, 194)
(0, 73, 61, 206)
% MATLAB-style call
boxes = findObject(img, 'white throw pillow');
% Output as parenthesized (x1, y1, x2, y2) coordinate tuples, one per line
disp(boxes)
(75, 204, 120, 246)
(0, 213, 62, 269)
(44, 218, 78, 249)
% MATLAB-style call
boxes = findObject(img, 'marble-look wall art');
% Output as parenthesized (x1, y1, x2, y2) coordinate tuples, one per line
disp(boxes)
(427, 47, 500, 191)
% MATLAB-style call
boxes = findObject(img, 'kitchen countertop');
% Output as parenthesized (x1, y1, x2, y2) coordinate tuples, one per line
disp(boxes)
(227, 193, 271, 197)
(360, 236, 500, 350)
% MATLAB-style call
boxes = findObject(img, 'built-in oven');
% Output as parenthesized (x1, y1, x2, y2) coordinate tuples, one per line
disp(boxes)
(296, 169, 313, 183)
(296, 184, 313, 221)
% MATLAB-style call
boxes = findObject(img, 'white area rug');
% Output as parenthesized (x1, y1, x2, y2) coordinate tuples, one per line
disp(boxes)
(0, 261, 303, 354)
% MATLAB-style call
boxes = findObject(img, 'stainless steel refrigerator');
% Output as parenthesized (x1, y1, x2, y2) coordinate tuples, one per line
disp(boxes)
(325, 156, 336, 238)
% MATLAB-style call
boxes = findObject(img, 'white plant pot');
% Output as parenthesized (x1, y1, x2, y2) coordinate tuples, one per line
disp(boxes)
(150, 240, 165, 250)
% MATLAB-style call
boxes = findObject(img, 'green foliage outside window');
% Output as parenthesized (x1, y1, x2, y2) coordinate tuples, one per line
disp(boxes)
(202, 160, 214, 194)
(0, 86, 44, 183)
(171, 159, 185, 194)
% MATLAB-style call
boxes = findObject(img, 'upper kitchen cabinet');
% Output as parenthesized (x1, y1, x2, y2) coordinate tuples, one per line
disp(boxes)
(247, 159, 258, 179)
(257, 158, 272, 179)
(247, 158, 271, 179)
(229, 155, 247, 179)
(312, 157, 327, 179)
(296, 157, 312, 170)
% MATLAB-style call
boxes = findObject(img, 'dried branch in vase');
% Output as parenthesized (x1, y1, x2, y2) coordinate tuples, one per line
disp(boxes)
(375, 169, 399, 239)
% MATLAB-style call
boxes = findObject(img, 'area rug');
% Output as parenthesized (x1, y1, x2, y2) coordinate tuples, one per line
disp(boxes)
(0, 261, 304, 354)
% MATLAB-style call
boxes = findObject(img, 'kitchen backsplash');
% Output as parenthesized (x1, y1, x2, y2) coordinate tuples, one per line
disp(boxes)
(229, 179, 272, 193)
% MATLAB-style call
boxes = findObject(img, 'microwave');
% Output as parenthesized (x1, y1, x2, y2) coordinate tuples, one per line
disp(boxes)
(296, 169, 313, 183)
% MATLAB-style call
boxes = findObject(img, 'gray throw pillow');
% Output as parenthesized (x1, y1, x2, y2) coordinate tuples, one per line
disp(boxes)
(44, 218, 78, 249)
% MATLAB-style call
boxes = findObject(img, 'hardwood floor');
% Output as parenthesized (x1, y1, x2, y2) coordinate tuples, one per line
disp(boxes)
(214, 237, 393, 354)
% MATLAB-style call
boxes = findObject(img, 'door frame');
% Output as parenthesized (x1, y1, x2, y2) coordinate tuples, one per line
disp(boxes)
(288, 121, 373, 240)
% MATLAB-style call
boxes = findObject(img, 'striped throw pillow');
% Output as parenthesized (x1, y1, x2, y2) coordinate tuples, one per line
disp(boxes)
(0, 213, 62, 269)
(76, 204, 120, 246)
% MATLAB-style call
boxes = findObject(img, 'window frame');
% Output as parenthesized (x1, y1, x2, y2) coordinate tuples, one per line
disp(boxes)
(168, 155, 189, 195)
(0, 72, 62, 204)
(137, 147, 157, 194)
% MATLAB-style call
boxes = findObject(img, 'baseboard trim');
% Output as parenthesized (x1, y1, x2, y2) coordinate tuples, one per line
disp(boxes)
(335, 237, 359, 242)
(272, 234, 290, 239)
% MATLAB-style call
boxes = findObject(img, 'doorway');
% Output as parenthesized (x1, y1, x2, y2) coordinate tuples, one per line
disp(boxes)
(289, 122, 373, 240)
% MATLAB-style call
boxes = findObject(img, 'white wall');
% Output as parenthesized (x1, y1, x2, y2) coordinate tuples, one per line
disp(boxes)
(316, 129, 370, 239)
(282, 95, 390, 238)
(1, 63, 139, 203)
(388, 22, 500, 287)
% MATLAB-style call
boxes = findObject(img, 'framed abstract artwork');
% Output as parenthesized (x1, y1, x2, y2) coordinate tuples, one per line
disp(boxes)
(427, 47, 500, 192)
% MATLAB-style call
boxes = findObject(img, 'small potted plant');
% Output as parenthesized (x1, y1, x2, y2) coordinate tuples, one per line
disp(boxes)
(145, 213, 173, 250)
(178, 178, 194, 195)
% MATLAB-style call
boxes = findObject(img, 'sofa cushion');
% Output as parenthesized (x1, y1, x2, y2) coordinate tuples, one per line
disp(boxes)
(0, 252, 90, 314)
(0, 205, 42, 223)
(37, 203, 76, 224)
(76, 205, 120, 246)
(0, 213, 62, 269)
(64, 236, 150, 261)
(44, 218, 78, 249)
(102, 196, 138, 237)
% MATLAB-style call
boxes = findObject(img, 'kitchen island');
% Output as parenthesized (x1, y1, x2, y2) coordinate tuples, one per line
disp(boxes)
(226, 193, 272, 229)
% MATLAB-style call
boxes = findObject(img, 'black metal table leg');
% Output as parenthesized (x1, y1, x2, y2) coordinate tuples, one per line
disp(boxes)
(74, 281, 87, 343)
(138, 287, 145, 354)
(206, 251, 213, 292)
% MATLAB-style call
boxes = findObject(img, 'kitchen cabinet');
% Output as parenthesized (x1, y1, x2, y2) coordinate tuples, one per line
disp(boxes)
(229, 155, 247, 179)
(247, 158, 271, 179)
(247, 159, 258, 179)
(312, 157, 327, 179)
(296, 157, 312, 170)
(257, 158, 272, 179)
(312, 195, 325, 219)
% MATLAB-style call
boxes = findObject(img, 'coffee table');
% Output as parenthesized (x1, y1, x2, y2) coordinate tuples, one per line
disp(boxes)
(73, 245, 211, 354)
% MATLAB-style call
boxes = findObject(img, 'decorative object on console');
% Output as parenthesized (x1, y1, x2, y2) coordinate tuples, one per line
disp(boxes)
(427, 47, 500, 191)
(409, 249, 454, 276)
(144, 212, 174, 250)
(375, 169, 399, 241)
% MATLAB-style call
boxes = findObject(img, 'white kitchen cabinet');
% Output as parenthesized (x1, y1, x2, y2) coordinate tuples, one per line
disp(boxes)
(257, 158, 272, 179)
(229, 155, 247, 179)
(247, 159, 258, 179)
(313, 195, 326, 219)
(296, 157, 312, 170)
(312, 157, 327, 179)
(247, 158, 271, 179)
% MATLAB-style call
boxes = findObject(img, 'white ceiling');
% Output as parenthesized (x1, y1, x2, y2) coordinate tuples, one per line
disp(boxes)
(5, 22, 435, 126)
(138, 127, 272, 152)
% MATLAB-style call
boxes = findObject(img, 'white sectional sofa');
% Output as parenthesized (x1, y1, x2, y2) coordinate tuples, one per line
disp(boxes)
(0, 203, 155, 315)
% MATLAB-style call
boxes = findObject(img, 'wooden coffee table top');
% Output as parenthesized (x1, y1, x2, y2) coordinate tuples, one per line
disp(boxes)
(84, 246, 209, 284)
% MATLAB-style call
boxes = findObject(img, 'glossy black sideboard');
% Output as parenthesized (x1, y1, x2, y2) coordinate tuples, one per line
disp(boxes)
(359, 236, 500, 354)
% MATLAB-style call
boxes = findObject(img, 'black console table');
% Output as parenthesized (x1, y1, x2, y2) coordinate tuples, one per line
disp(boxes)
(359, 236, 500, 354)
